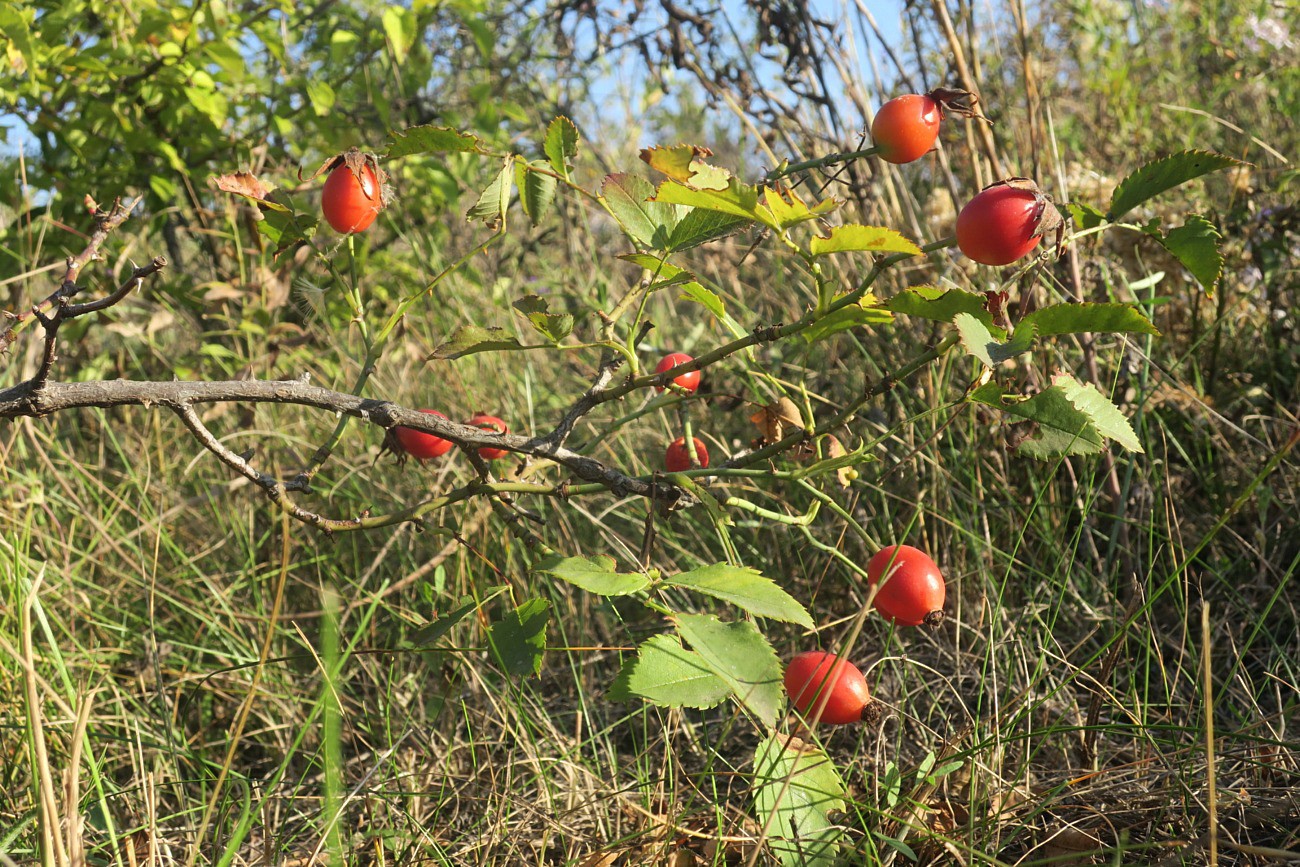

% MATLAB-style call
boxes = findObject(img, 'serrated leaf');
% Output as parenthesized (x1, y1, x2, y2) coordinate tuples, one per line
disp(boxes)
(1154, 214, 1223, 291)
(801, 295, 891, 343)
(487, 598, 550, 677)
(1107, 150, 1244, 221)
(1020, 302, 1160, 338)
(679, 282, 728, 319)
(385, 124, 482, 158)
(763, 185, 839, 230)
(969, 382, 1103, 457)
(754, 735, 847, 867)
(408, 585, 508, 647)
(543, 116, 579, 180)
(430, 324, 523, 359)
(652, 178, 764, 225)
(883, 286, 996, 329)
(534, 554, 649, 596)
(666, 564, 814, 628)
(954, 312, 1035, 367)
(674, 614, 783, 726)
(256, 208, 314, 255)
(609, 634, 731, 708)
(621, 254, 703, 292)
(466, 159, 513, 227)
(601, 173, 683, 249)
(809, 224, 921, 257)
(1052, 373, 1143, 453)
(516, 161, 557, 226)
(512, 294, 573, 343)
(666, 206, 752, 250)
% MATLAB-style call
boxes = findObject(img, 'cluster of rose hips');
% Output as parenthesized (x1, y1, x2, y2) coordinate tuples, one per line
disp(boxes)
(654, 352, 709, 473)
(784, 545, 945, 726)
(871, 88, 1063, 266)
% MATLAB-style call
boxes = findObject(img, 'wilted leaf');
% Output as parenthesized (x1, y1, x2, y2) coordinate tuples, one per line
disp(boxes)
(750, 398, 804, 443)
(211, 171, 276, 204)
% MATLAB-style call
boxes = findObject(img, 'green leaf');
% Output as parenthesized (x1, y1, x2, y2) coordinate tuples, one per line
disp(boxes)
(954, 312, 1035, 367)
(809, 224, 921, 257)
(674, 614, 783, 726)
(256, 207, 314, 255)
(512, 294, 572, 343)
(385, 124, 483, 158)
(534, 554, 649, 596)
(969, 382, 1102, 457)
(467, 159, 513, 227)
(600, 173, 683, 249)
(641, 144, 731, 188)
(753, 735, 847, 867)
(789, 444, 876, 481)
(1020, 303, 1160, 338)
(1153, 214, 1223, 291)
(762, 185, 839, 230)
(515, 160, 557, 227)
(487, 598, 550, 677)
(883, 285, 995, 329)
(408, 585, 508, 647)
(666, 206, 752, 250)
(1067, 200, 1107, 231)
(381, 5, 417, 66)
(651, 178, 764, 226)
(304, 79, 335, 116)
(430, 324, 523, 359)
(801, 296, 892, 344)
(1107, 150, 1244, 221)
(608, 634, 731, 708)
(666, 564, 814, 627)
(1051, 373, 1143, 453)
(543, 116, 579, 180)
(969, 374, 1141, 458)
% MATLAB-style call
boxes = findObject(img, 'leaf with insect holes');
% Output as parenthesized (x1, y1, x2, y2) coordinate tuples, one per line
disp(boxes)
(513, 295, 573, 343)
(408, 585, 508, 647)
(487, 597, 550, 677)
(533, 554, 649, 596)
(1020, 303, 1160, 338)
(883, 286, 997, 330)
(607, 634, 731, 708)
(466, 159, 513, 227)
(385, 124, 482, 158)
(1106, 150, 1244, 222)
(515, 161, 557, 226)
(640, 144, 732, 189)
(954, 313, 1035, 367)
(809, 224, 921, 257)
(801, 294, 892, 344)
(674, 614, 784, 726)
(754, 734, 847, 867)
(1149, 214, 1223, 292)
(601, 173, 684, 249)
(430, 324, 523, 359)
(543, 116, 579, 180)
(665, 564, 813, 627)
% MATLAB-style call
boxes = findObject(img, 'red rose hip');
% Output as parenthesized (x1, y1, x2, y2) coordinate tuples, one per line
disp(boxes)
(655, 353, 701, 394)
(394, 410, 455, 460)
(664, 436, 708, 472)
(784, 650, 875, 725)
(867, 544, 946, 627)
(468, 412, 509, 461)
